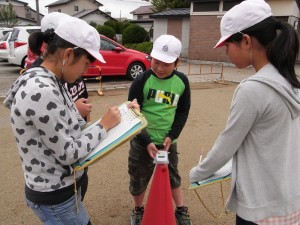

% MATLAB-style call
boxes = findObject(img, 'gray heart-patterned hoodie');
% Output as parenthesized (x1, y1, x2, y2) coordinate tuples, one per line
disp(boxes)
(3, 67, 107, 204)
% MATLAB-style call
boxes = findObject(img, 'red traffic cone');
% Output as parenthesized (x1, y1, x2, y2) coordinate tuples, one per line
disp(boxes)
(141, 164, 176, 225)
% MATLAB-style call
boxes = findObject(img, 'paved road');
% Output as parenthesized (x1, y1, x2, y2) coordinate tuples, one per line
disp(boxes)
(1, 60, 299, 99)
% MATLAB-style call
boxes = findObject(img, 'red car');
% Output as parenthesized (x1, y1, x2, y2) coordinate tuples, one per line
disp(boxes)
(83, 35, 151, 80)
(26, 34, 151, 80)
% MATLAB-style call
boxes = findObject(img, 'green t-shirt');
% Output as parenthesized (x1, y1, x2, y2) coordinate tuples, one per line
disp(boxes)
(128, 69, 191, 145)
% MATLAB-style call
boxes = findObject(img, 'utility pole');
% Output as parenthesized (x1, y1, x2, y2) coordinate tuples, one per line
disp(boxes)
(35, 0, 41, 25)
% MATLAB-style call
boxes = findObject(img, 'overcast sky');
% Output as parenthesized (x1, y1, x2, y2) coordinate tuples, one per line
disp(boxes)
(21, 0, 151, 19)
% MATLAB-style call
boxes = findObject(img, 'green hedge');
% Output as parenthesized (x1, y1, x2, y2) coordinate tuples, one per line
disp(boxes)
(122, 24, 148, 44)
(104, 19, 117, 32)
(124, 42, 153, 54)
(96, 25, 116, 40)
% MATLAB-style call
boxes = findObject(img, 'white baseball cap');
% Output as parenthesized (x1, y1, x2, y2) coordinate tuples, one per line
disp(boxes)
(214, 0, 273, 48)
(55, 17, 105, 63)
(41, 12, 70, 32)
(150, 34, 182, 63)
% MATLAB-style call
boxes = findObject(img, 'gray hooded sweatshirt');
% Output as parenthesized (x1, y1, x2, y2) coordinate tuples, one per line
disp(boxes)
(189, 64, 300, 221)
(3, 67, 107, 195)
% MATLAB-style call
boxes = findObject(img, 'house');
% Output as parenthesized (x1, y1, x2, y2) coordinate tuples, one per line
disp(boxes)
(0, 0, 43, 26)
(131, 5, 153, 20)
(46, 0, 115, 25)
(130, 5, 154, 40)
(189, 0, 300, 63)
(150, 0, 300, 63)
(72, 8, 115, 25)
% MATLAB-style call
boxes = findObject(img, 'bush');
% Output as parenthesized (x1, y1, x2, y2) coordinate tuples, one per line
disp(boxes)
(123, 21, 131, 29)
(96, 25, 116, 40)
(116, 21, 124, 34)
(104, 19, 117, 32)
(122, 24, 148, 44)
(124, 42, 153, 54)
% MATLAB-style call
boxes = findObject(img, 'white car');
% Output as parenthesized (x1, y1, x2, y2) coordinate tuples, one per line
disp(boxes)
(0, 31, 12, 61)
(8, 26, 40, 68)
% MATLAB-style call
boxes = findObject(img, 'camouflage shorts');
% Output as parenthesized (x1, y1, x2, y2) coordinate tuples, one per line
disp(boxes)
(128, 138, 181, 196)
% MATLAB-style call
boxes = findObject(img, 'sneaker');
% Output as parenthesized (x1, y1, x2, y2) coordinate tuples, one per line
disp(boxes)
(175, 206, 193, 225)
(130, 206, 144, 225)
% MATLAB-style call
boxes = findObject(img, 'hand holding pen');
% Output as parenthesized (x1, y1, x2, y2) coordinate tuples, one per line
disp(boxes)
(100, 105, 121, 131)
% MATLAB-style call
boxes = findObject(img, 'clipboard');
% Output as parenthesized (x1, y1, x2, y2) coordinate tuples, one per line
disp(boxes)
(188, 159, 232, 219)
(189, 159, 232, 190)
(73, 101, 148, 172)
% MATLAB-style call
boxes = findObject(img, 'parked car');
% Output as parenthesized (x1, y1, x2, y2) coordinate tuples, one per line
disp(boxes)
(25, 33, 151, 80)
(0, 31, 12, 61)
(0, 27, 12, 39)
(82, 34, 151, 80)
(8, 26, 40, 68)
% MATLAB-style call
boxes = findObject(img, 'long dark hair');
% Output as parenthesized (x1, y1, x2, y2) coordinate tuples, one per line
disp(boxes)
(228, 16, 300, 88)
(28, 28, 95, 63)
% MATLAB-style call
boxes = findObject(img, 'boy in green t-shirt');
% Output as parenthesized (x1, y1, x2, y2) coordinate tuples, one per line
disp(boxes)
(128, 35, 192, 225)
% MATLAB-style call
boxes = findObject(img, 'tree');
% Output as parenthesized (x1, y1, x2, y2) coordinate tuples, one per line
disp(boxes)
(145, 0, 189, 13)
(0, 4, 19, 27)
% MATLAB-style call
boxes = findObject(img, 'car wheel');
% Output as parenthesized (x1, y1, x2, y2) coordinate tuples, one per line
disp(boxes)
(126, 62, 145, 80)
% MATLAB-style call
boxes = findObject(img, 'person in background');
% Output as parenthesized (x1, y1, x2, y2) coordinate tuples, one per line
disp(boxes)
(189, 0, 300, 224)
(27, 12, 92, 200)
(3, 16, 122, 225)
(128, 34, 192, 225)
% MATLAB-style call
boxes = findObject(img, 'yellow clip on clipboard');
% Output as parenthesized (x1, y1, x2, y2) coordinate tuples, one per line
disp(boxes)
(73, 101, 148, 172)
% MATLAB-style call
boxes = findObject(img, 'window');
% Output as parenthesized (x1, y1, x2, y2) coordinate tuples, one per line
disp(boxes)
(26, 29, 41, 34)
(223, 0, 242, 11)
(193, 1, 219, 12)
(74, 6, 79, 11)
(100, 39, 117, 51)
(57, 9, 61, 12)
(192, 0, 242, 13)
(0, 31, 10, 41)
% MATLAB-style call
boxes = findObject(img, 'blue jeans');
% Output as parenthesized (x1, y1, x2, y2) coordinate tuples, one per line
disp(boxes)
(26, 189, 90, 225)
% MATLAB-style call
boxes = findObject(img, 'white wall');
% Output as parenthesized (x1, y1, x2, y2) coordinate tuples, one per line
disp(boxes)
(134, 22, 153, 32)
(152, 18, 190, 58)
(181, 18, 190, 58)
(81, 13, 108, 25)
(153, 19, 168, 41)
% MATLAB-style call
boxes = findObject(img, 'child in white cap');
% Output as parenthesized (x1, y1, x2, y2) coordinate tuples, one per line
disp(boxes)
(189, 0, 300, 224)
(4, 17, 126, 225)
(27, 12, 94, 202)
(128, 34, 192, 225)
